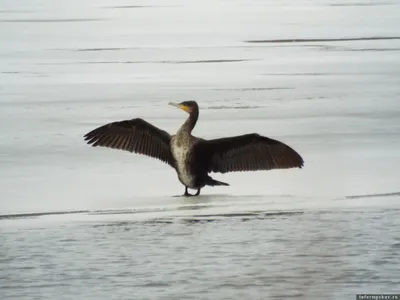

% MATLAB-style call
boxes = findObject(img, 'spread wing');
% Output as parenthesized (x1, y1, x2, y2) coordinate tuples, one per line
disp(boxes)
(199, 134, 304, 173)
(84, 118, 174, 167)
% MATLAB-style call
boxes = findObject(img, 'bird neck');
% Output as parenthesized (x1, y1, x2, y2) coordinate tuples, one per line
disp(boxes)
(179, 110, 198, 135)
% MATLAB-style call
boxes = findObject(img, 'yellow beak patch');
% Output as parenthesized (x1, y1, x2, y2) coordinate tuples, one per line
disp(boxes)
(180, 105, 190, 112)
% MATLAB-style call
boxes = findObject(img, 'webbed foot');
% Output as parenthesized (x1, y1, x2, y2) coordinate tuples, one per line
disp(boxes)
(183, 187, 201, 197)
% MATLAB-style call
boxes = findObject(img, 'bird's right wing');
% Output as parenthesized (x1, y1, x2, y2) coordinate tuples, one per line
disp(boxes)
(84, 118, 174, 167)
(198, 133, 304, 173)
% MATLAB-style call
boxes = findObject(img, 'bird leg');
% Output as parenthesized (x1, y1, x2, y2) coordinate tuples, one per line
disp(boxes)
(183, 187, 201, 197)
(184, 186, 191, 197)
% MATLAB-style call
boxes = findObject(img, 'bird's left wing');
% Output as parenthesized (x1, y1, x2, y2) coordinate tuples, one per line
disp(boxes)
(198, 133, 304, 174)
(84, 118, 174, 167)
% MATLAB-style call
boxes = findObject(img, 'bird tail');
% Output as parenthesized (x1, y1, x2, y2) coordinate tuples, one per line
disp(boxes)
(206, 177, 229, 187)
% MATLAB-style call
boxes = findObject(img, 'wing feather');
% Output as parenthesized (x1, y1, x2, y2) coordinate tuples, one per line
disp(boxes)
(199, 133, 303, 173)
(84, 118, 174, 167)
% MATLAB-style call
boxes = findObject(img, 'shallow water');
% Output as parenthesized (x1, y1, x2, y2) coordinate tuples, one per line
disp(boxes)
(2, 204, 400, 300)
(1, 0, 400, 299)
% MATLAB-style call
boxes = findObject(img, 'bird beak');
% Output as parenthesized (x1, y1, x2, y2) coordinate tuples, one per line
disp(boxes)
(169, 102, 189, 113)
(168, 102, 180, 109)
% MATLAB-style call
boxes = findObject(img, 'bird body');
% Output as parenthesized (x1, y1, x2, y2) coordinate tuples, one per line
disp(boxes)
(84, 101, 304, 196)
(170, 133, 197, 189)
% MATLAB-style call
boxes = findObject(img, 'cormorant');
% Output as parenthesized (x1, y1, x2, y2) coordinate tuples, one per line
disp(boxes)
(84, 101, 304, 196)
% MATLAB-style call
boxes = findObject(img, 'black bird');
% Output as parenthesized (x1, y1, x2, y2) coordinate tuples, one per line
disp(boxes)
(84, 101, 304, 196)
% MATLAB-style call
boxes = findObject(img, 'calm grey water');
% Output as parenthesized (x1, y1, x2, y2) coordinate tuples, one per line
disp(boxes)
(1, 0, 400, 299)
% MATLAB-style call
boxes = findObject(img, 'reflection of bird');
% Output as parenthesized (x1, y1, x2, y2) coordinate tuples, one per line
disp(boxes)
(84, 101, 304, 196)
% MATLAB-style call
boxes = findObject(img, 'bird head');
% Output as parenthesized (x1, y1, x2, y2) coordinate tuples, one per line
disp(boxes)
(168, 101, 198, 114)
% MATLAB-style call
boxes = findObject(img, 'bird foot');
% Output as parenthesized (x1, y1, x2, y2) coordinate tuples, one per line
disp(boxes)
(183, 187, 201, 197)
